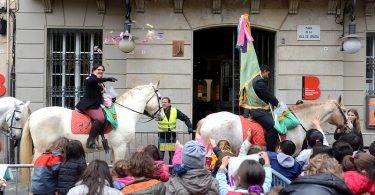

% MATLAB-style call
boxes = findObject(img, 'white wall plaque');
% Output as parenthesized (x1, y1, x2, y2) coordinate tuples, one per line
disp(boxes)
(297, 25, 320, 41)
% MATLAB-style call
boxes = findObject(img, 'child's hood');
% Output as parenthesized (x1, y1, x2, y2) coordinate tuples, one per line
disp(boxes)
(277, 153, 295, 168)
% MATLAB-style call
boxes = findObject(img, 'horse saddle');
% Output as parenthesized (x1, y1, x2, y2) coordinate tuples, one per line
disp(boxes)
(71, 111, 112, 135)
(239, 116, 286, 147)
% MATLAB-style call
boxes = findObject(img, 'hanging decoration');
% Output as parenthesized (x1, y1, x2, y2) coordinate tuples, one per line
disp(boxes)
(105, 31, 133, 47)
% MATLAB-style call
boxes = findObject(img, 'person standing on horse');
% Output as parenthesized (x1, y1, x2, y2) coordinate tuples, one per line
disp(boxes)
(247, 64, 280, 152)
(75, 64, 117, 149)
(158, 97, 193, 164)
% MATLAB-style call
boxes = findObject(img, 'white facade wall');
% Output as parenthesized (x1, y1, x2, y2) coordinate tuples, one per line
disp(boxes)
(12, 0, 375, 143)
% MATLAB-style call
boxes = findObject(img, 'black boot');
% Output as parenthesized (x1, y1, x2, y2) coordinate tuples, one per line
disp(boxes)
(266, 128, 278, 152)
(86, 120, 103, 149)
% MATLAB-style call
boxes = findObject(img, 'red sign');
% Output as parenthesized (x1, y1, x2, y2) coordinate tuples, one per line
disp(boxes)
(303, 76, 320, 100)
(0, 73, 6, 97)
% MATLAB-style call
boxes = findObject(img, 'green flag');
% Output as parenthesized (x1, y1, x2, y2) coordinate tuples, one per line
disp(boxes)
(237, 14, 268, 110)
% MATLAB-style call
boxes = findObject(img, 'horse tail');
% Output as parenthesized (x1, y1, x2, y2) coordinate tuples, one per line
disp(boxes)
(20, 117, 32, 185)
(196, 118, 205, 134)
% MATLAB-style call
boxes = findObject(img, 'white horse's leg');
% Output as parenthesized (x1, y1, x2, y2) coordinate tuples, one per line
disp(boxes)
(32, 150, 43, 163)
(287, 126, 307, 154)
(112, 143, 127, 162)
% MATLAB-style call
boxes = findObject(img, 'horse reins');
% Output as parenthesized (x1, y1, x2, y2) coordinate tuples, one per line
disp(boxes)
(114, 86, 162, 123)
(335, 102, 349, 126)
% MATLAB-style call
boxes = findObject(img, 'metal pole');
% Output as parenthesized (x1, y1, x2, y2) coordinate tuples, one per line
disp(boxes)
(124, 0, 132, 33)
(373, 37, 375, 93)
(232, 29, 235, 113)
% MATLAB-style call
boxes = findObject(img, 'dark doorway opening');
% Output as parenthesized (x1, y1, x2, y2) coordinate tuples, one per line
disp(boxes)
(193, 27, 275, 128)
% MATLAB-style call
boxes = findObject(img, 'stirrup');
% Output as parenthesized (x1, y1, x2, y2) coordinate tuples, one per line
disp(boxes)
(86, 141, 98, 149)
(101, 135, 110, 153)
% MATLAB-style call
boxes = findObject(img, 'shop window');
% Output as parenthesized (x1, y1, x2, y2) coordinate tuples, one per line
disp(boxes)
(46, 29, 102, 108)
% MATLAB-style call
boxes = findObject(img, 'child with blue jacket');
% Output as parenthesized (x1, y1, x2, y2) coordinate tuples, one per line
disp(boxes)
(267, 140, 301, 180)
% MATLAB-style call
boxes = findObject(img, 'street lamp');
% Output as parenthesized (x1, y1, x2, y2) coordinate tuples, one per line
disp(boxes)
(339, 0, 361, 54)
(119, 0, 135, 53)
(342, 20, 361, 54)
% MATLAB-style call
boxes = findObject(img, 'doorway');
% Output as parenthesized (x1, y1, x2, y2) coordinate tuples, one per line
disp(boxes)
(193, 27, 275, 128)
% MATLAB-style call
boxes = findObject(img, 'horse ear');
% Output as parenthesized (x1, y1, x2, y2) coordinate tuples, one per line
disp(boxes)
(14, 101, 20, 109)
(24, 101, 30, 108)
(156, 80, 160, 88)
(338, 95, 342, 105)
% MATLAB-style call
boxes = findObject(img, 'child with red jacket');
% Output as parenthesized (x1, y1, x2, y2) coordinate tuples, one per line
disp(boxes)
(342, 152, 375, 195)
(31, 137, 69, 195)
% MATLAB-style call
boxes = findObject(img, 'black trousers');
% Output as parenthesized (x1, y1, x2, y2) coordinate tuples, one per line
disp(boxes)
(248, 109, 278, 152)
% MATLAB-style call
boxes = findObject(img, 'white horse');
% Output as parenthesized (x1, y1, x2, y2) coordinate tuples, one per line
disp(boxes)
(198, 96, 352, 153)
(0, 97, 31, 140)
(20, 82, 164, 165)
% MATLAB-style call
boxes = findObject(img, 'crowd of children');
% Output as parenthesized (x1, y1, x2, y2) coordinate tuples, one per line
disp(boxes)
(29, 121, 375, 195)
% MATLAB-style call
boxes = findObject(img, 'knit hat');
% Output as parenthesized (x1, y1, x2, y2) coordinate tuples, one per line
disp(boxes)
(182, 140, 206, 169)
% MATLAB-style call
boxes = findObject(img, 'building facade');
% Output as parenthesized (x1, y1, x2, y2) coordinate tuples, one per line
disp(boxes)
(6, 0, 375, 144)
(0, 0, 16, 98)
(0, 0, 16, 161)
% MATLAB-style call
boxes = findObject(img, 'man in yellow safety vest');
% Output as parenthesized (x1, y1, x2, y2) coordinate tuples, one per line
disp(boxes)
(158, 97, 193, 164)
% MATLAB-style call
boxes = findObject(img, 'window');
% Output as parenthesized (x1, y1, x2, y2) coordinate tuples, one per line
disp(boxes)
(367, 33, 375, 95)
(47, 29, 102, 108)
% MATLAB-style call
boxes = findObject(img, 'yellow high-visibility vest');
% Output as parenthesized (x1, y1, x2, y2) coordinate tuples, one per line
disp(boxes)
(158, 107, 177, 132)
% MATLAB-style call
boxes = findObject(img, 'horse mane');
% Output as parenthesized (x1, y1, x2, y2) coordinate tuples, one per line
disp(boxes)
(288, 101, 325, 111)
(116, 85, 149, 102)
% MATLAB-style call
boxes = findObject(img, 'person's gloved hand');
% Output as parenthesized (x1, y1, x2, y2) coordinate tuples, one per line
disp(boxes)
(188, 128, 194, 134)
(107, 77, 118, 82)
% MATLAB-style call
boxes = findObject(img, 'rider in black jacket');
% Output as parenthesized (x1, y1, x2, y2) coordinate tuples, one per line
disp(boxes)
(75, 64, 117, 148)
(249, 65, 279, 152)
(248, 65, 279, 152)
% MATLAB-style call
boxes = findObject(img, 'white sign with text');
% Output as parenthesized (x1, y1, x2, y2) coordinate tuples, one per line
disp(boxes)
(227, 154, 259, 186)
(297, 25, 320, 41)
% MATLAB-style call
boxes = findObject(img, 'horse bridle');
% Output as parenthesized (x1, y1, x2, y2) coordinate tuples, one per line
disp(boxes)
(143, 86, 163, 120)
(334, 102, 350, 130)
(1, 109, 23, 139)
(114, 86, 162, 122)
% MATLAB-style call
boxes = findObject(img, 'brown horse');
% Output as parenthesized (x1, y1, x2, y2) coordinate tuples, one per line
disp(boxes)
(197, 96, 352, 153)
